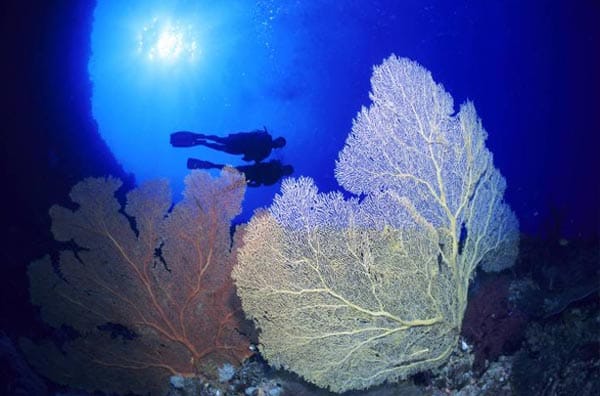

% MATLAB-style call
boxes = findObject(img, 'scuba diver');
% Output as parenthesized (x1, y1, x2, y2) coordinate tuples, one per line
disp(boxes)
(170, 127, 286, 163)
(187, 158, 293, 187)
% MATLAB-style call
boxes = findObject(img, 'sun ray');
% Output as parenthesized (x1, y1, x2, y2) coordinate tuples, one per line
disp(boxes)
(138, 17, 199, 62)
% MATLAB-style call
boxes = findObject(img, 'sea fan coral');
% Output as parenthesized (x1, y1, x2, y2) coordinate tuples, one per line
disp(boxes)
(233, 56, 519, 392)
(23, 168, 252, 395)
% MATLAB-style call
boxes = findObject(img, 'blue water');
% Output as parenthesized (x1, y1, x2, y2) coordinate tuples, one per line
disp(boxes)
(89, 0, 599, 237)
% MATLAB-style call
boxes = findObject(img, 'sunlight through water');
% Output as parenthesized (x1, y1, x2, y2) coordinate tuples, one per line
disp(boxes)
(137, 17, 199, 62)
(88, 0, 312, 217)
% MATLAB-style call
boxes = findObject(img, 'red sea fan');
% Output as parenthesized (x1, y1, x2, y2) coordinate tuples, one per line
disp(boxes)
(22, 168, 252, 395)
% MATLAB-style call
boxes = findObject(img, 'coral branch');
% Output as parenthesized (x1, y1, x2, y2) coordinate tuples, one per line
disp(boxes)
(24, 168, 252, 395)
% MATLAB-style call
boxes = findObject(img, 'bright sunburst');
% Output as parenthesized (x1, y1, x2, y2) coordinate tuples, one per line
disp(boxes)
(137, 17, 199, 62)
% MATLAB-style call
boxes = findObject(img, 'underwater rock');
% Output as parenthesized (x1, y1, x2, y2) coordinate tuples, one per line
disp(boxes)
(514, 236, 599, 319)
(511, 305, 600, 395)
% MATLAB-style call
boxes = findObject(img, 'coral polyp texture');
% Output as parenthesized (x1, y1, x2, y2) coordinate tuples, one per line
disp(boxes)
(233, 56, 519, 392)
(23, 168, 251, 395)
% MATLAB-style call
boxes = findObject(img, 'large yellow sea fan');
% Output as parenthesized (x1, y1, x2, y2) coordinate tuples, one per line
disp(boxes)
(233, 56, 519, 392)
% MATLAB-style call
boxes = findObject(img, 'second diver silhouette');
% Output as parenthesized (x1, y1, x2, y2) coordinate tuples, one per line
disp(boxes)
(170, 127, 286, 163)
(187, 158, 293, 187)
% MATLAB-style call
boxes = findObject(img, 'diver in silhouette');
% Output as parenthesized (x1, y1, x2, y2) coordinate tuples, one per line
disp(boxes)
(170, 127, 286, 163)
(187, 158, 294, 187)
